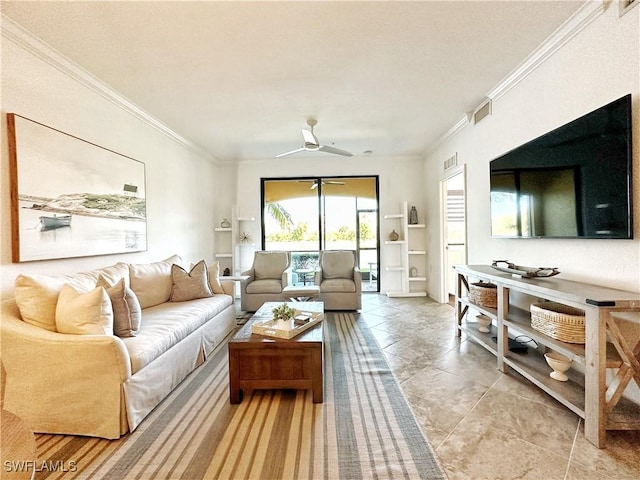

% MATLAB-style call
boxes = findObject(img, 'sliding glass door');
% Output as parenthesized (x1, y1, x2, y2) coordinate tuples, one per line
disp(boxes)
(261, 176, 379, 291)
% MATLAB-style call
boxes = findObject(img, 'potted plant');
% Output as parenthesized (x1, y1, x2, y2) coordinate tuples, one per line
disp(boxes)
(272, 303, 296, 326)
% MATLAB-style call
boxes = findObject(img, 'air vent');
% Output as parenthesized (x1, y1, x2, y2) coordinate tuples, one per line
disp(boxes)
(444, 153, 458, 171)
(473, 99, 492, 124)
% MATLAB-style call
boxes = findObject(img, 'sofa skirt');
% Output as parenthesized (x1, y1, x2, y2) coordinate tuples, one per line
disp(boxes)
(122, 304, 236, 432)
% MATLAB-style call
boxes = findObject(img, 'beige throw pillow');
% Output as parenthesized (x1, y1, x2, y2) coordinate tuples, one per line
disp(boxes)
(170, 260, 214, 302)
(206, 260, 225, 294)
(96, 276, 142, 337)
(55, 284, 114, 335)
(129, 255, 181, 309)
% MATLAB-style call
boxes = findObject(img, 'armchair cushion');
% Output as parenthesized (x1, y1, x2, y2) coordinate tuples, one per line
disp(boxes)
(254, 251, 290, 279)
(320, 278, 357, 293)
(320, 251, 356, 279)
(246, 279, 284, 294)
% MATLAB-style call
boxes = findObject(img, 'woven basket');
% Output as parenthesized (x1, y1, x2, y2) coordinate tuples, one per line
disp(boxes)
(468, 281, 497, 308)
(530, 302, 585, 344)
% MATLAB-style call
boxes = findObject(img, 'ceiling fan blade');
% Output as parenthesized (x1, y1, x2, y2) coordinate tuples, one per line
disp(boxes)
(301, 129, 319, 146)
(275, 147, 305, 158)
(318, 145, 354, 157)
(325, 181, 346, 185)
(310, 182, 318, 190)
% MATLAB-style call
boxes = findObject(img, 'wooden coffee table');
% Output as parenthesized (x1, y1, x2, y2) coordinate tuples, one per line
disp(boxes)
(228, 301, 324, 404)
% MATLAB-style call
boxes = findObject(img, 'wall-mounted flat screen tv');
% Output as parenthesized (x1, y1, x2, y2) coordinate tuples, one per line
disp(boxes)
(490, 94, 633, 239)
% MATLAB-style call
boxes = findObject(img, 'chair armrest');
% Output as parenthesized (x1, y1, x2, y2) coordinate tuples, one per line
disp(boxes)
(314, 270, 322, 284)
(240, 273, 255, 293)
(281, 272, 289, 286)
(353, 267, 362, 293)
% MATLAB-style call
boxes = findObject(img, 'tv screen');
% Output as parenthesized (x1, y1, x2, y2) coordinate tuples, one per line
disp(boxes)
(490, 94, 633, 239)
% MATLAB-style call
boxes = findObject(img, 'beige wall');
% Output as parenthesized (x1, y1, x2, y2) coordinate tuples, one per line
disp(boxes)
(0, 32, 232, 300)
(424, 5, 640, 299)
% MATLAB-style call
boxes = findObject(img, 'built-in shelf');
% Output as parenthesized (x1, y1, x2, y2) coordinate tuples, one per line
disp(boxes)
(383, 201, 427, 298)
(214, 207, 256, 277)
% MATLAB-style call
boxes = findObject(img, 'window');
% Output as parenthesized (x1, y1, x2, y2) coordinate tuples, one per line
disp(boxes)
(262, 176, 380, 290)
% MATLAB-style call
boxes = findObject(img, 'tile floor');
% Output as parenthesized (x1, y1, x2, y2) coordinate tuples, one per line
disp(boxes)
(359, 293, 640, 480)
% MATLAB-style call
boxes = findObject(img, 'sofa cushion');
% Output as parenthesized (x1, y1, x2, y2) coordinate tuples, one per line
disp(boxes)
(14, 262, 129, 332)
(170, 260, 213, 302)
(246, 279, 284, 294)
(120, 295, 233, 373)
(129, 255, 181, 309)
(55, 284, 114, 335)
(97, 276, 142, 337)
(320, 278, 357, 293)
(254, 252, 289, 279)
(321, 251, 355, 279)
(207, 260, 225, 294)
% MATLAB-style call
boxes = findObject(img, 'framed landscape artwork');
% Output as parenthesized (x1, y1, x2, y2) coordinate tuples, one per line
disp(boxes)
(7, 113, 147, 262)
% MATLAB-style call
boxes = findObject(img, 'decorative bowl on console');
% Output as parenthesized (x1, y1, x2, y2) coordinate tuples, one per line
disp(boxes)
(491, 260, 560, 278)
(476, 315, 491, 333)
(544, 351, 572, 382)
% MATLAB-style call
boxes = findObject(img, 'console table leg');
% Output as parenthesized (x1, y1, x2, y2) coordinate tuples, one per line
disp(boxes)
(584, 308, 606, 448)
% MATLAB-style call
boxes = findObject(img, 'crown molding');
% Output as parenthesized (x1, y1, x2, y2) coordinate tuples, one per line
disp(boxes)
(487, 0, 606, 100)
(1, 14, 219, 164)
(427, 0, 606, 156)
(425, 113, 471, 155)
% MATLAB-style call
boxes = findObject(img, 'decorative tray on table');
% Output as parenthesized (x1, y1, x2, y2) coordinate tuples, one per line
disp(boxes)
(251, 310, 324, 339)
(491, 260, 560, 278)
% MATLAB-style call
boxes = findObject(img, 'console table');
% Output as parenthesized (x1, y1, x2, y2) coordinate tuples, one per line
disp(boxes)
(454, 265, 640, 448)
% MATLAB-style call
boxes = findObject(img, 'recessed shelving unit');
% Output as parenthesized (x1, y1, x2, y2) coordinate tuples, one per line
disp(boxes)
(454, 264, 640, 449)
(383, 201, 427, 297)
(214, 207, 255, 276)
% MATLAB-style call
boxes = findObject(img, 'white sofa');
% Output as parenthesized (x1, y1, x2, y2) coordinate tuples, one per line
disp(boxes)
(0, 255, 236, 439)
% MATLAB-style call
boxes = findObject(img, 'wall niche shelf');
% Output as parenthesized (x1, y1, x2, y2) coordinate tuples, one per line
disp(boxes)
(214, 207, 255, 277)
(383, 201, 427, 298)
(454, 264, 640, 449)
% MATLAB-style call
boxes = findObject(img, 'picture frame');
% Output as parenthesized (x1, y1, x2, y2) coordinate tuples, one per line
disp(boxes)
(7, 113, 147, 262)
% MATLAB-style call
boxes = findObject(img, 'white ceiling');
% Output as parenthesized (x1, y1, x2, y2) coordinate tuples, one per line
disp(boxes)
(1, 1, 586, 163)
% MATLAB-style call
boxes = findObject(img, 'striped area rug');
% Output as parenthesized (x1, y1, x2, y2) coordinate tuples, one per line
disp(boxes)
(33, 312, 446, 479)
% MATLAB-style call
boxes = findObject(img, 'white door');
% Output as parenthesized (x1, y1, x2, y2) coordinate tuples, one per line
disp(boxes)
(441, 167, 467, 303)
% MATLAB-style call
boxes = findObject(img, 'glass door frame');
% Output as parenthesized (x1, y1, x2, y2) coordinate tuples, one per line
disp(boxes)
(260, 175, 380, 291)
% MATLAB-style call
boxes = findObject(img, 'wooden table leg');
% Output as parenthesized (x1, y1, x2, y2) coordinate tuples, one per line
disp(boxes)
(228, 348, 241, 404)
(312, 347, 323, 403)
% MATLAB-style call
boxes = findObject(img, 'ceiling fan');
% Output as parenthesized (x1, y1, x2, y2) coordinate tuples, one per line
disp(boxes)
(298, 179, 346, 190)
(276, 119, 354, 158)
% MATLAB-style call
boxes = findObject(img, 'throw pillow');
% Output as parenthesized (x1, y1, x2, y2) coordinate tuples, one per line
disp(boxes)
(96, 276, 142, 337)
(14, 271, 99, 332)
(129, 255, 182, 309)
(206, 260, 225, 294)
(170, 260, 214, 302)
(55, 284, 114, 335)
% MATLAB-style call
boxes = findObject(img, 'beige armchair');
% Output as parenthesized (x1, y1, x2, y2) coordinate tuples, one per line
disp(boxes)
(240, 251, 291, 311)
(314, 250, 362, 310)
